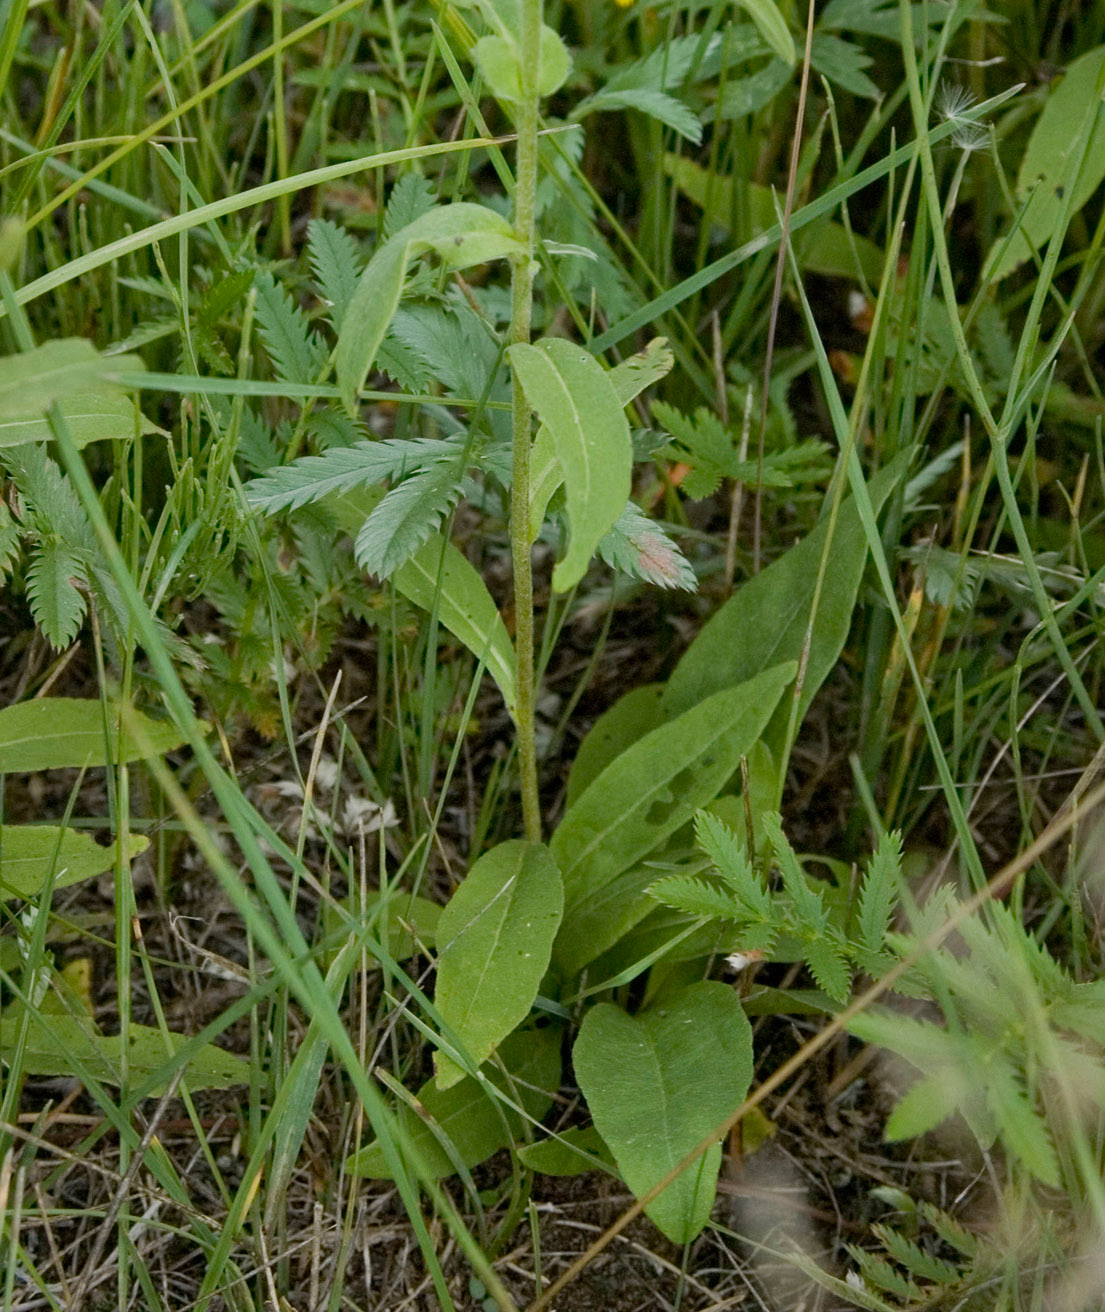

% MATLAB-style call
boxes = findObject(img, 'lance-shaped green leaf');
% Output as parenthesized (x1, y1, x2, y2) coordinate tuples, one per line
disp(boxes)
(573, 982, 753, 1242)
(0, 1008, 247, 1093)
(346, 1025, 562, 1180)
(336, 203, 523, 412)
(509, 337, 631, 590)
(393, 532, 517, 717)
(662, 454, 909, 740)
(527, 337, 673, 542)
(985, 44, 1105, 282)
(0, 388, 163, 449)
(0, 340, 145, 421)
(0, 698, 185, 772)
(434, 840, 563, 1089)
(0, 826, 148, 900)
(551, 663, 795, 976)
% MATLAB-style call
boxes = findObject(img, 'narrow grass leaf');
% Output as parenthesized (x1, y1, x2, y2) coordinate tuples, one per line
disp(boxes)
(573, 982, 753, 1243)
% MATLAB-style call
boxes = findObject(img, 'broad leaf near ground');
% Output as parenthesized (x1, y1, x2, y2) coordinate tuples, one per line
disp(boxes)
(565, 683, 666, 807)
(661, 454, 909, 752)
(508, 337, 631, 591)
(434, 840, 563, 1088)
(0, 388, 163, 449)
(0, 340, 145, 421)
(346, 1025, 562, 1180)
(0, 1008, 247, 1093)
(0, 826, 148, 900)
(517, 1124, 616, 1177)
(336, 203, 523, 412)
(551, 663, 796, 976)
(985, 44, 1105, 282)
(393, 532, 517, 718)
(0, 698, 185, 772)
(573, 982, 753, 1242)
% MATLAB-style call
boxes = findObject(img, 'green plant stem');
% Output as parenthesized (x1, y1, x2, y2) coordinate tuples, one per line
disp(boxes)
(509, 0, 543, 843)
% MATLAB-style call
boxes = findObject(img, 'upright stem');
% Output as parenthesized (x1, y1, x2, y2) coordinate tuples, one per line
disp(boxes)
(509, 1, 543, 842)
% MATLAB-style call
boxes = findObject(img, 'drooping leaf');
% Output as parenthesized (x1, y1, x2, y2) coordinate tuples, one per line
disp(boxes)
(527, 337, 673, 541)
(0, 340, 144, 421)
(243, 438, 459, 514)
(0, 1008, 247, 1093)
(551, 663, 796, 976)
(336, 204, 523, 411)
(573, 982, 753, 1242)
(0, 826, 148, 900)
(346, 1025, 562, 1180)
(434, 841, 563, 1088)
(508, 337, 631, 591)
(393, 532, 517, 716)
(0, 698, 185, 772)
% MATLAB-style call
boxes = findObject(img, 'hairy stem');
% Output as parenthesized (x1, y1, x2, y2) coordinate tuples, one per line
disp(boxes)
(509, 0, 543, 842)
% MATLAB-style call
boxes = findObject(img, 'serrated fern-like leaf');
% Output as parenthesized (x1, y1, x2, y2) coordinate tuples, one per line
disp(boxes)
(3, 444, 88, 544)
(307, 218, 362, 328)
(858, 829, 901, 955)
(26, 538, 88, 649)
(244, 438, 459, 513)
(918, 1202, 978, 1258)
(694, 810, 775, 920)
(354, 459, 465, 579)
(646, 874, 744, 920)
(596, 502, 696, 590)
(871, 1226, 960, 1286)
(383, 173, 437, 239)
(253, 271, 328, 386)
(803, 934, 851, 1004)
(763, 812, 827, 932)
(0, 501, 21, 579)
(844, 1248, 923, 1303)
